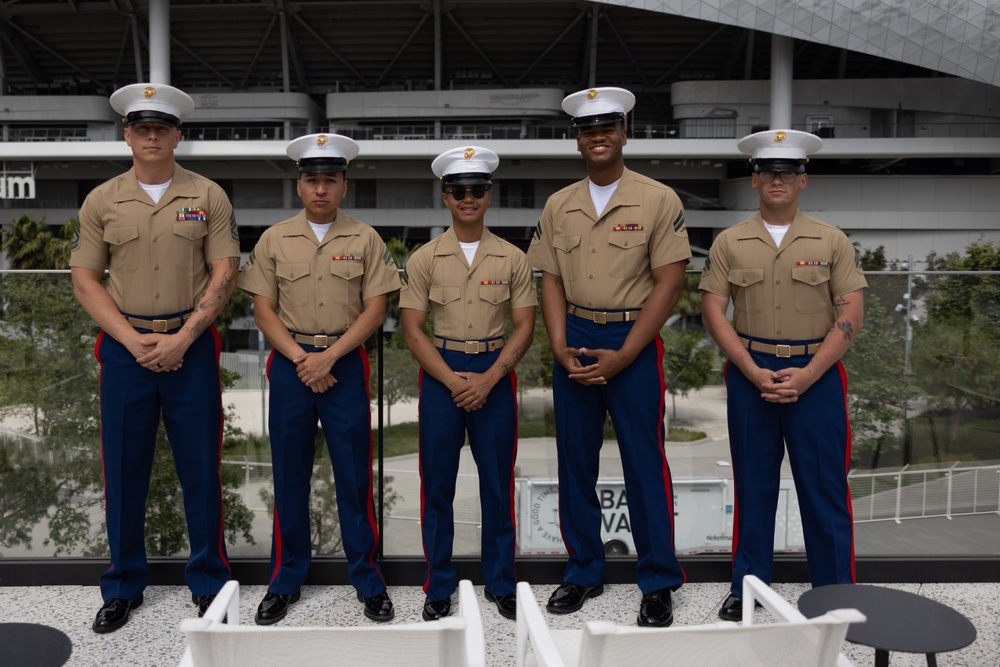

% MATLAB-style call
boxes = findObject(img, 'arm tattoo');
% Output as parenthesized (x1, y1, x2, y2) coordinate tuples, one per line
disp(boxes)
(836, 320, 853, 341)
(187, 258, 240, 337)
(497, 342, 530, 375)
(834, 295, 851, 307)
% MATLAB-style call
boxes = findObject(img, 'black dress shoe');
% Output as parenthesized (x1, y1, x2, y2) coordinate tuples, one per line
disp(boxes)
(485, 590, 517, 620)
(422, 596, 452, 621)
(93, 595, 143, 634)
(357, 591, 394, 623)
(192, 594, 216, 618)
(546, 582, 604, 614)
(637, 588, 673, 627)
(255, 591, 300, 626)
(718, 593, 762, 622)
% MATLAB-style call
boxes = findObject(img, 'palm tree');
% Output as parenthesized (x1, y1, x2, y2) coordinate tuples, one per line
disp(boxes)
(1, 214, 74, 269)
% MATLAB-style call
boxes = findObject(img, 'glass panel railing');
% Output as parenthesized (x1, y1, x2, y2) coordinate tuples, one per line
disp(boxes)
(1, 269, 997, 563)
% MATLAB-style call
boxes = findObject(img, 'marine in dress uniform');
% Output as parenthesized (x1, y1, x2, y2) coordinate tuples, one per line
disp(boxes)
(238, 133, 400, 625)
(698, 130, 867, 621)
(70, 83, 239, 633)
(399, 146, 536, 621)
(526, 88, 691, 627)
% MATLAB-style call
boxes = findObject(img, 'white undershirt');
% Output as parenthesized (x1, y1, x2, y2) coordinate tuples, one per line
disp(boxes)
(588, 178, 620, 218)
(762, 219, 790, 247)
(459, 240, 480, 265)
(308, 221, 333, 243)
(138, 179, 172, 204)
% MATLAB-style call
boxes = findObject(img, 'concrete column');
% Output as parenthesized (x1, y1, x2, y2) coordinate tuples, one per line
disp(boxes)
(148, 0, 170, 84)
(588, 8, 599, 87)
(769, 34, 793, 130)
(432, 181, 443, 209)
(430, 226, 446, 239)
(280, 11, 291, 93)
(433, 0, 442, 91)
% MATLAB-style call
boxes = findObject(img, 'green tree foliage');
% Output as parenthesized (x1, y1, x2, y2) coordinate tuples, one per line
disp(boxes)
(907, 239, 1000, 463)
(521, 280, 551, 390)
(671, 272, 703, 330)
(0, 213, 254, 557)
(259, 444, 400, 556)
(0, 446, 58, 550)
(660, 273, 715, 418)
(662, 328, 716, 419)
(369, 328, 420, 428)
(841, 246, 920, 467)
(842, 290, 920, 467)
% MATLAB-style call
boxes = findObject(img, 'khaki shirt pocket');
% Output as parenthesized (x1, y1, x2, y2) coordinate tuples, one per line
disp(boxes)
(103, 225, 140, 274)
(791, 264, 832, 314)
(329, 259, 365, 305)
(608, 231, 647, 278)
(429, 284, 462, 332)
(478, 283, 510, 332)
(173, 222, 209, 270)
(276, 262, 311, 308)
(553, 234, 581, 280)
(728, 267, 766, 314)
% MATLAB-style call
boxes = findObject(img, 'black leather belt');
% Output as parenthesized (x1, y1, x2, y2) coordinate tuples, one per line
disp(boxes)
(567, 304, 641, 324)
(294, 333, 341, 348)
(739, 335, 821, 358)
(126, 312, 192, 333)
(433, 337, 505, 354)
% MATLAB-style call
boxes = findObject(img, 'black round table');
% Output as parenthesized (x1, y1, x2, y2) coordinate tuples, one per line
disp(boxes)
(0, 622, 73, 667)
(798, 584, 977, 667)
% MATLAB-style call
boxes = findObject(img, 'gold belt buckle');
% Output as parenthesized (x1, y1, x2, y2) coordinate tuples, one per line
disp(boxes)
(152, 319, 169, 333)
(313, 334, 329, 348)
(593, 311, 607, 325)
(465, 340, 481, 354)
(775, 344, 792, 358)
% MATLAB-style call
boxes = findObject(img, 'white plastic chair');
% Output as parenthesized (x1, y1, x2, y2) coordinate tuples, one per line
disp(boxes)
(178, 579, 485, 667)
(515, 575, 865, 667)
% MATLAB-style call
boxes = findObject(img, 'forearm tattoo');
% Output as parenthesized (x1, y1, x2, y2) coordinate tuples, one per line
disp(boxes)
(497, 342, 531, 375)
(835, 320, 853, 341)
(186, 257, 240, 338)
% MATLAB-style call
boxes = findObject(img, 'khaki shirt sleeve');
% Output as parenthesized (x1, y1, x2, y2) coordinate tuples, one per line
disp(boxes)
(69, 189, 110, 271)
(829, 230, 868, 295)
(526, 205, 560, 274)
(698, 232, 732, 299)
(509, 249, 538, 309)
(398, 246, 431, 311)
(647, 188, 692, 270)
(202, 183, 240, 262)
(361, 232, 402, 300)
(237, 234, 278, 301)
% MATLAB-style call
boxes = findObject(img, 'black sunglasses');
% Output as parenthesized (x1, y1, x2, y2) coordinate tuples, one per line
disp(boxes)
(757, 171, 800, 183)
(445, 185, 491, 201)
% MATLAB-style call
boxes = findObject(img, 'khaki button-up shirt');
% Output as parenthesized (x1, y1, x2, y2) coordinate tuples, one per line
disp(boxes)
(238, 210, 400, 334)
(70, 166, 239, 316)
(699, 210, 868, 341)
(399, 227, 536, 340)
(526, 168, 691, 309)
